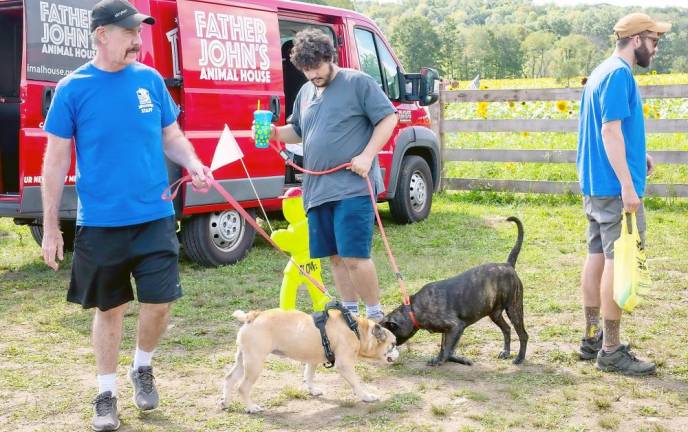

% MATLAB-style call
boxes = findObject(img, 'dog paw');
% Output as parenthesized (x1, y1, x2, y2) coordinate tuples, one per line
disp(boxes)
(218, 398, 230, 410)
(512, 356, 525, 365)
(306, 387, 323, 396)
(498, 351, 510, 360)
(245, 404, 264, 414)
(427, 357, 444, 367)
(360, 393, 379, 403)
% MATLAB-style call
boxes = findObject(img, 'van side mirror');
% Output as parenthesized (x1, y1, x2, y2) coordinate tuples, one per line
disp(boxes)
(419, 67, 440, 106)
(398, 67, 440, 106)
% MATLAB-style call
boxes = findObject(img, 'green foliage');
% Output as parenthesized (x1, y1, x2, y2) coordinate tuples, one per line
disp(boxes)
(356, 0, 688, 79)
(389, 15, 441, 73)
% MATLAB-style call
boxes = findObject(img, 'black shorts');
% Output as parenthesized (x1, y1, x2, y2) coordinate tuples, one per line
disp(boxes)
(68, 216, 182, 311)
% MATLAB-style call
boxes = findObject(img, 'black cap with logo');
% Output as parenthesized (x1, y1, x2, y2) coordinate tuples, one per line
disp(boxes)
(90, 0, 155, 32)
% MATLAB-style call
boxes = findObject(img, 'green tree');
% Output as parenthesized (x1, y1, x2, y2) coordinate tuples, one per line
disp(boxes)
(522, 31, 556, 78)
(437, 16, 465, 80)
(389, 15, 441, 72)
(552, 34, 597, 86)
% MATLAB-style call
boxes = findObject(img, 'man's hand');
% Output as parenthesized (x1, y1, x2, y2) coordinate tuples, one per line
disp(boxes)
(251, 123, 277, 142)
(42, 224, 64, 271)
(348, 153, 374, 178)
(621, 184, 641, 213)
(187, 161, 213, 191)
(646, 154, 655, 177)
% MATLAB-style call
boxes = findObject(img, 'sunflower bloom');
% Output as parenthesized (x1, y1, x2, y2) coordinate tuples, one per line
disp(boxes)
(556, 100, 568, 112)
(477, 102, 489, 119)
(643, 104, 650, 117)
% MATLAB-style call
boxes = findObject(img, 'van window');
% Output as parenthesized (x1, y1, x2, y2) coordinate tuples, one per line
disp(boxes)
(279, 21, 336, 119)
(25, 0, 96, 82)
(353, 28, 383, 89)
(374, 35, 400, 100)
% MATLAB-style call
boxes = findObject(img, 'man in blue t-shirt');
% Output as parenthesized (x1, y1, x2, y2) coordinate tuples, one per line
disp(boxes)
(576, 13, 670, 377)
(41, 0, 210, 430)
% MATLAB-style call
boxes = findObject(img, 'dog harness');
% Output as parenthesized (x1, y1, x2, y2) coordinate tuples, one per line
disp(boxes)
(311, 301, 360, 368)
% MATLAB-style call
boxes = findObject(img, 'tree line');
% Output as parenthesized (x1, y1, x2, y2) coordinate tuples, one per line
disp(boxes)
(303, 0, 688, 83)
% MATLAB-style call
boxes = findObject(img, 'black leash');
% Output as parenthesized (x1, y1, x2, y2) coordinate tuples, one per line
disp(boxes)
(311, 301, 360, 368)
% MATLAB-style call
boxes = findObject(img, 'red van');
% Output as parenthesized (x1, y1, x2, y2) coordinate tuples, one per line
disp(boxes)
(0, 0, 441, 266)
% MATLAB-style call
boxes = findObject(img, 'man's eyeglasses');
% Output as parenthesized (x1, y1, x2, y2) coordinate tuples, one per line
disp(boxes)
(639, 35, 660, 48)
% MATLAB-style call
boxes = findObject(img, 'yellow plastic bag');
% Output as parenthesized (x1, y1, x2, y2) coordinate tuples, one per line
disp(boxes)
(613, 212, 651, 312)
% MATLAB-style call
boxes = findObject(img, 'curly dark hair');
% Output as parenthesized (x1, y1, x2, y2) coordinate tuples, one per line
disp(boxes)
(290, 28, 336, 71)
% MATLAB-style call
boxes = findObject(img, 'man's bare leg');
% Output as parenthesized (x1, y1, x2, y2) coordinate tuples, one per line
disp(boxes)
(93, 303, 128, 376)
(581, 253, 604, 337)
(330, 255, 358, 302)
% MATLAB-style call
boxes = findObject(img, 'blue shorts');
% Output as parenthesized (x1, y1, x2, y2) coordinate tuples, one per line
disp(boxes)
(307, 196, 374, 259)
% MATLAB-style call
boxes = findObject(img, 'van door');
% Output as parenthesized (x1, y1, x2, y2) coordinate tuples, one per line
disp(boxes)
(176, 0, 285, 208)
(276, 17, 342, 185)
(11, 0, 96, 219)
(174, 0, 286, 266)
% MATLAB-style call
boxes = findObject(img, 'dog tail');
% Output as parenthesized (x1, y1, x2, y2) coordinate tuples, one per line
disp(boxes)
(232, 310, 261, 323)
(506, 216, 524, 268)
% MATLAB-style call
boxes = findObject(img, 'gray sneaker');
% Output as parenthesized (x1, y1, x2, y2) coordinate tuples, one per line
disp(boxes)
(596, 344, 656, 376)
(92, 391, 120, 431)
(579, 331, 603, 360)
(128, 365, 159, 410)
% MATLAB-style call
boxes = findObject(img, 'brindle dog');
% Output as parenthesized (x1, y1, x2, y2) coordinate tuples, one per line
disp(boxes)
(380, 217, 528, 366)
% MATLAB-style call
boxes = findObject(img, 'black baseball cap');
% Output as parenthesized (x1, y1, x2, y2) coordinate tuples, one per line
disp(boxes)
(90, 0, 155, 32)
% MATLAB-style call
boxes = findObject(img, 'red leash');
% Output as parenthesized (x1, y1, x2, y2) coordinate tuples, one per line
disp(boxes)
(162, 175, 333, 299)
(272, 142, 419, 329)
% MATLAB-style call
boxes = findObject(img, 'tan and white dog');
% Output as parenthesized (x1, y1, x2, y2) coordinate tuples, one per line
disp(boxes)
(222, 308, 399, 413)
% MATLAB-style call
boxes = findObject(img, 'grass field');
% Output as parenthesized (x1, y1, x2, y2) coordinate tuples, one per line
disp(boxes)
(1, 191, 687, 431)
(1, 74, 687, 431)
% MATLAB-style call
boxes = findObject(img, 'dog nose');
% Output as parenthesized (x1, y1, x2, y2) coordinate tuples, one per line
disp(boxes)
(387, 347, 400, 362)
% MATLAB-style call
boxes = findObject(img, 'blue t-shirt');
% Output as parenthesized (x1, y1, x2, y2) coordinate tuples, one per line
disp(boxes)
(44, 62, 179, 226)
(577, 56, 646, 197)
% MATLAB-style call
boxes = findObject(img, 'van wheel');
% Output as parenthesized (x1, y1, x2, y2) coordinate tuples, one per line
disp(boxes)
(180, 209, 256, 267)
(389, 155, 433, 224)
(29, 222, 76, 251)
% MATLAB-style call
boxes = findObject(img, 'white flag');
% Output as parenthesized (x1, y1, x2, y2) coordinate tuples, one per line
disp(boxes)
(210, 124, 244, 171)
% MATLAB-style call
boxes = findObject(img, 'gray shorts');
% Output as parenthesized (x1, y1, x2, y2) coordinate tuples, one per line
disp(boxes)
(584, 196, 646, 259)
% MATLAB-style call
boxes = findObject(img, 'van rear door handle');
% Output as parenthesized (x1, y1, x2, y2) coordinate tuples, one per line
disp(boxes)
(270, 95, 280, 122)
(41, 86, 55, 118)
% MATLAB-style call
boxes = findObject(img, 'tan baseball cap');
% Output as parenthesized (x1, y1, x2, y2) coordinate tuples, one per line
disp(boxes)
(613, 13, 671, 39)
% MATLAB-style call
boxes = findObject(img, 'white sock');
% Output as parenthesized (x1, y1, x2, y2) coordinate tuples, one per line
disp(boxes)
(133, 347, 154, 369)
(342, 301, 359, 316)
(97, 373, 117, 397)
(366, 303, 384, 319)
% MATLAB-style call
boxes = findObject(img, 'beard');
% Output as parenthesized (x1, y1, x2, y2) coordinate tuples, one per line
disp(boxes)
(310, 63, 334, 88)
(634, 43, 653, 68)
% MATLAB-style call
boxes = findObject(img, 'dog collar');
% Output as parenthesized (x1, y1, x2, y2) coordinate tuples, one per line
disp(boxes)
(403, 303, 420, 330)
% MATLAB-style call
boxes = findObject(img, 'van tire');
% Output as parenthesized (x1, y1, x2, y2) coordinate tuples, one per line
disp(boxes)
(180, 209, 256, 267)
(29, 222, 76, 251)
(389, 155, 433, 224)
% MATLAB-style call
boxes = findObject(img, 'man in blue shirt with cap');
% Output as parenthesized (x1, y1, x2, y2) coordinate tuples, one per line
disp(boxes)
(41, 0, 210, 429)
(576, 12, 670, 377)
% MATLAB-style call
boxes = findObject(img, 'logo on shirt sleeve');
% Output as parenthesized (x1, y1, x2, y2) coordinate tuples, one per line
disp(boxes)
(136, 88, 154, 113)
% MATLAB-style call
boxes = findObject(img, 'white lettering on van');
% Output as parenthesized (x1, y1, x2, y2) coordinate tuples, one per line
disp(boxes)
(193, 9, 271, 83)
(36, 1, 95, 66)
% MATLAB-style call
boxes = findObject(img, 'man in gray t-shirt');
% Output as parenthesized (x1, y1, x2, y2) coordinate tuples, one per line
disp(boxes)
(266, 29, 397, 321)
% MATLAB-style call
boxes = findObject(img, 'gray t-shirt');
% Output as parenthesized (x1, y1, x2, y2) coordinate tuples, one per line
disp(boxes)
(290, 68, 396, 210)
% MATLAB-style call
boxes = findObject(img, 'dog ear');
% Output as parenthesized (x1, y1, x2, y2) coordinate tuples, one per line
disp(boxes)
(372, 323, 387, 341)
